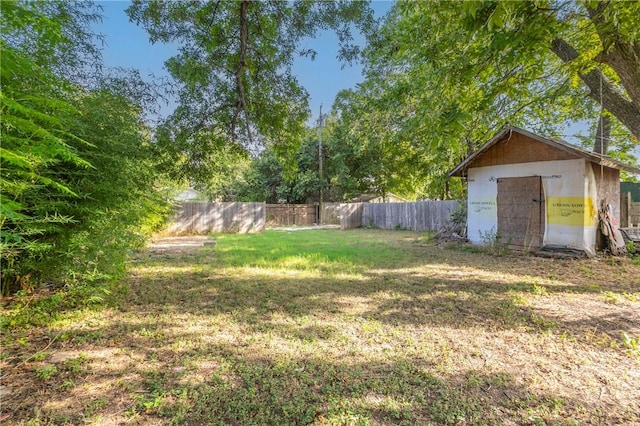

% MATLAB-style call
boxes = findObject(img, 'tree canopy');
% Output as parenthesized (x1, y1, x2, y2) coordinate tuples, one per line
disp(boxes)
(369, 0, 640, 145)
(127, 0, 376, 183)
(320, 0, 639, 198)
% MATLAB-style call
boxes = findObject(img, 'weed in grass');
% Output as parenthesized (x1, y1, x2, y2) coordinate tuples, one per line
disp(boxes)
(35, 364, 58, 380)
(415, 232, 437, 244)
(586, 283, 601, 291)
(626, 241, 636, 254)
(465, 370, 513, 391)
(137, 326, 165, 342)
(478, 227, 510, 256)
(72, 330, 104, 344)
(84, 397, 109, 417)
(479, 227, 498, 247)
(621, 332, 640, 358)
(141, 394, 164, 414)
(602, 291, 621, 304)
(531, 284, 547, 296)
(465, 370, 484, 388)
(59, 380, 75, 391)
(62, 354, 88, 375)
(26, 410, 73, 426)
(528, 314, 558, 332)
(580, 265, 595, 278)
(509, 291, 529, 306)
(31, 351, 49, 361)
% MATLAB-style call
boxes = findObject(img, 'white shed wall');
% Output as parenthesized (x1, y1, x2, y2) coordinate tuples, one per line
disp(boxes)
(467, 159, 598, 256)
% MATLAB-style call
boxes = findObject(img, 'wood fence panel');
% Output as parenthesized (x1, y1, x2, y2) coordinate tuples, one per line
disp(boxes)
(361, 200, 461, 231)
(266, 204, 317, 227)
(167, 202, 265, 234)
(633, 202, 640, 227)
(340, 203, 364, 230)
(321, 203, 341, 225)
(621, 192, 640, 227)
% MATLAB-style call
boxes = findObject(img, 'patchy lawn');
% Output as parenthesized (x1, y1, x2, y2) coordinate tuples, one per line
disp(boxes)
(1, 229, 639, 425)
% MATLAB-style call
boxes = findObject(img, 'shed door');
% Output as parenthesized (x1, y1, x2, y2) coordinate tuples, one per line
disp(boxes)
(497, 176, 544, 250)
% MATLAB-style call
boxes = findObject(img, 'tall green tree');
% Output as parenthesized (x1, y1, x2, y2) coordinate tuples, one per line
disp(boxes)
(233, 150, 294, 203)
(1, 0, 104, 85)
(127, 0, 375, 184)
(331, 86, 449, 200)
(334, 0, 639, 200)
(378, 0, 640, 146)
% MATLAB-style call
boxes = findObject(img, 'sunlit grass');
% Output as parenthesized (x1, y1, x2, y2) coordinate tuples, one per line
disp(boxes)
(2, 229, 639, 425)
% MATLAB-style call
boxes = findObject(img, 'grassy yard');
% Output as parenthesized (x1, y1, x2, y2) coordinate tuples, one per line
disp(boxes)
(1, 229, 639, 425)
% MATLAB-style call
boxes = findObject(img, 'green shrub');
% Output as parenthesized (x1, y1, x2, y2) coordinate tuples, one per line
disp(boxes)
(1, 4, 172, 297)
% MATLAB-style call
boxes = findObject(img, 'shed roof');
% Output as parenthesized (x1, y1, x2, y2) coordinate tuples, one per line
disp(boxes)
(449, 125, 640, 177)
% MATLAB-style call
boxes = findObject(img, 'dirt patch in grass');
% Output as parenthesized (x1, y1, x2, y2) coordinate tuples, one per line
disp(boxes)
(1, 229, 639, 425)
(147, 235, 212, 252)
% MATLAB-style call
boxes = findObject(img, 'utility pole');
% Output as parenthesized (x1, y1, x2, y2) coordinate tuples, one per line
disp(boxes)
(318, 104, 324, 225)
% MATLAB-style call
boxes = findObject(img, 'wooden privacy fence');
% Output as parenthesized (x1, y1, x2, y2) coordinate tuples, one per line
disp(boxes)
(321, 203, 341, 224)
(341, 201, 461, 231)
(168, 201, 460, 234)
(167, 202, 265, 234)
(621, 192, 640, 227)
(340, 203, 364, 230)
(266, 204, 317, 226)
(266, 203, 341, 226)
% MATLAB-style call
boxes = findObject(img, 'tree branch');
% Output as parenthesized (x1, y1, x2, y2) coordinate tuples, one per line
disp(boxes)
(585, 2, 640, 113)
(550, 37, 640, 139)
(235, 0, 253, 146)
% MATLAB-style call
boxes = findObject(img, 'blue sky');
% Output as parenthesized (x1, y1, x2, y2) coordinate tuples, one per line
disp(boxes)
(94, 0, 393, 123)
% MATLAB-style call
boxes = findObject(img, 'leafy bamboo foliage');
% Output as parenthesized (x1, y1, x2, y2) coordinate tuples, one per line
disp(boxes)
(1, 39, 90, 294)
(1, 2, 171, 296)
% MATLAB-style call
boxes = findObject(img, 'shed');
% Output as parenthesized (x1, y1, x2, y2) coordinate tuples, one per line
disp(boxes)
(449, 126, 640, 257)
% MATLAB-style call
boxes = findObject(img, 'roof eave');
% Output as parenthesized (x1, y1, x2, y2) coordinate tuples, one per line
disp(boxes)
(448, 126, 514, 177)
(448, 125, 640, 176)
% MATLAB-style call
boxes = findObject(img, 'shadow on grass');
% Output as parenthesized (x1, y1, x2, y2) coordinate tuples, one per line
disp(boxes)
(5, 316, 630, 425)
(127, 233, 639, 344)
(7, 320, 637, 426)
(2, 229, 638, 424)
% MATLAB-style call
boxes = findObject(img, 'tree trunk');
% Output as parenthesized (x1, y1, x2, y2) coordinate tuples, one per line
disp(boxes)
(586, 2, 640, 113)
(233, 0, 253, 146)
(550, 38, 640, 140)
